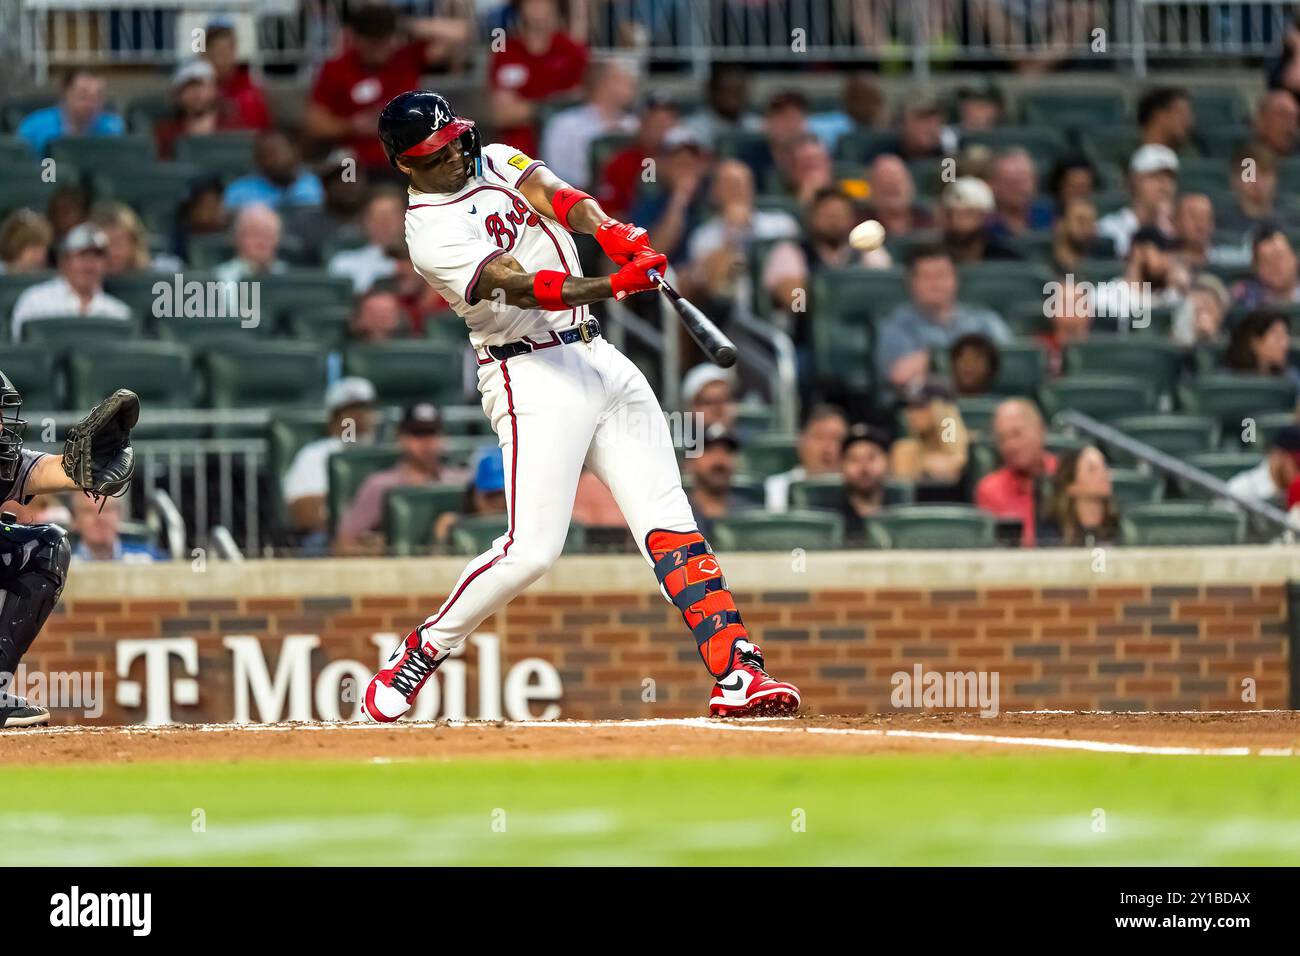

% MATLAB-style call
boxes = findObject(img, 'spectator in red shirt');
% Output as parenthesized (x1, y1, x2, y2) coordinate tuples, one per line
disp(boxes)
(595, 95, 679, 219)
(307, 3, 472, 177)
(975, 398, 1058, 546)
(488, 0, 590, 158)
(154, 60, 242, 160)
(203, 20, 271, 130)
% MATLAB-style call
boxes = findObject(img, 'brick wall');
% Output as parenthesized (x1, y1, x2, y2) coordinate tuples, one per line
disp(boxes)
(26, 571, 1291, 724)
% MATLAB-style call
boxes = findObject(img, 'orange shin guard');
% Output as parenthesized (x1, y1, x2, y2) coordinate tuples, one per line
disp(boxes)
(646, 529, 747, 679)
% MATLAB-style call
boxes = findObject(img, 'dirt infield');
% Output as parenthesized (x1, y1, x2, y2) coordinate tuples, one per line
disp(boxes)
(4, 711, 1300, 765)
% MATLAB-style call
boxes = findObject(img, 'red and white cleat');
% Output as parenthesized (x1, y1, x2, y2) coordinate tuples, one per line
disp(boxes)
(361, 629, 447, 723)
(708, 641, 801, 718)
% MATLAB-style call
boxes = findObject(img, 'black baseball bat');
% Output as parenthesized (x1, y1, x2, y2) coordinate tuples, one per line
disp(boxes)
(647, 268, 738, 369)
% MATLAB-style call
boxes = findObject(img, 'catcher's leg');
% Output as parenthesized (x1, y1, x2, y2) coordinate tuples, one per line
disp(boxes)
(363, 348, 600, 723)
(0, 522, 71, 728)
(583, 341, 800, 717)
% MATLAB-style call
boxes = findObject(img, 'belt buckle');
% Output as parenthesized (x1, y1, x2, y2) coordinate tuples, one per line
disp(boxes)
(578, 318, 598, 343)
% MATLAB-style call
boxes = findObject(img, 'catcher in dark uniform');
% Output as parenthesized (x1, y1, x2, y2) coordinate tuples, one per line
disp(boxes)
(0, 370, 138, 727)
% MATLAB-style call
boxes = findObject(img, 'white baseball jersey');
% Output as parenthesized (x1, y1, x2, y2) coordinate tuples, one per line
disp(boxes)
(405, 142, 590, 348)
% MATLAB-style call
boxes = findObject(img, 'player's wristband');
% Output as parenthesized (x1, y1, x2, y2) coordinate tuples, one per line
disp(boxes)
(533, 270, 569, 311)
(551, 187, 595, 231)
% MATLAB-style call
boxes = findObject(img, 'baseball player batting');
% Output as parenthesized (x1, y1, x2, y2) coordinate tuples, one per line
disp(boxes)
(0, 373, 138, 727)
(361, 90, 800, 721)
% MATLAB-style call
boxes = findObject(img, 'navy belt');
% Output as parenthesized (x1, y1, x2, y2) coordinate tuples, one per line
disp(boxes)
(486, 318, 601, 361)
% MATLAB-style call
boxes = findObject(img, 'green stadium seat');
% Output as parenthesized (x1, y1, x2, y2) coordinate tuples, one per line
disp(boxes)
(588, 133, 634, 182)
(1040, 374, 1158, 422)
(834, 129, 895, 163)
(737, 433, 798, 479)
(186, 234, 235, 270)
(283, 305, 351, 344)
(962, 127, 1068, 164)
(48, 134, 153, 169)
(2, 93, 58, 132)
(991, 343, 1049, 396)
(1198, 124, 1251, 158)
(0, 137, 30, 164)
(1018, 89, 1128, 129)
(1080, 127, 1140, 168)
(711, 510, 844, 552)
(265, 409, 329, 526)
(1187, 87, 1248, 126)
(174, 133, 257, 179)
(735, 404, 775, 435)
(1177, 156, 1230, 194)
(788, 474, 844, 511)
(680, 474, 765, 508)
(1178, 374, 1296, 426)
(958, 262, 1056, 312)
(811, 268, 904, 392)
(449, 513, 586, 556)
(438, 405, 491, 436)
(867, 505, 997, 550)
(1224, 409, 1296, 450)
(956, 395, 1000, 436)
(343, 341, 468, 406)
(62, 341, 194, 412)
(156, 316, 273, 347)
(200, 341, 328, 409)
(424, 312, 471, 348)
(1108, 467, 1164, 506)
(384, 484, 467, 555)
(124, 91, 170, 134)
(906, 158, 948, 198)
(259, 272, 355, 325)
(1, 343, 59, 410)
(1119, 503, 1244, 546)
(19, 315, 137, 346)
(91, 162, 199, 222)
(1063, 336, 1184, 398)
(0, 271, 53, 329)
(1180, 451, 1261, 498)
(1108, 414, 1218, 465)
(0, 172, 56, 219)
(328, 445, 400, 532)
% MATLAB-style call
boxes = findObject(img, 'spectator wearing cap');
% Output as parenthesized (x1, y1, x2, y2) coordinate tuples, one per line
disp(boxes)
(212, 204, 288, 288)
(153, 59, 232, 160)
(202, 20, 271, 130)
(876, 245, 1013, 392)
(1231, 228, 1300, 311)
(540, 56, 639, 189)
(1220, 143, 1296, 236)
(336, 402, 468, 552)
(224, 130, 324, 210)
(939, 177, 1023, 264)
(1225, 424, 1300, 509)
(949, 333, 1001, 397)
(348, 286, 409, 343)
(632, 125, 708, 264)
(836, 424, 893, 545)
(680, 363, 738, 434)
(1173, 193, 1251, 273)
(434, 447, 509, 548)
(487, 0, 590, 160)
(1050, 197, 1103, 275)
(1097, 144, 1179, 258)
(1224, 309, 1300, 393)
(309, 2, 473, 176)
(327, 188, 406, 292)
(765, 189, 890, 340)
(988, 149, 1054, 239)
(869, 97, 944, 162)
(283, 377, 379, 541)
(683, 63, 762, 151)
(1253, 89, 1299, 158)
(1172, 273, 1230, 347)
(595, 96, 679, 219)
(17, 68, 124, 157)
(1118, 225, 1191, 313)
(0, 209, 53, 275)
(863, 155, 931, 239)
(684, 159, 799, 307)
(282, 152, 371, 263)
(10, 223, 129, 341)
(765, 404, 849, 513)
(808, 73, 887, 151)
(1137, 87, 1196, 152)
(684, 425, 755, 539)
(890, 381, 968, 485)
(976, 398, 1057, 547)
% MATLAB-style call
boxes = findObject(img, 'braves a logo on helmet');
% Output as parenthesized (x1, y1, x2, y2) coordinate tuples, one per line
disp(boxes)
(483, 196, 542, 251)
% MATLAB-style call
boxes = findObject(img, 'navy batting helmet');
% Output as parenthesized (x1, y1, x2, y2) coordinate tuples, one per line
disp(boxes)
(378, 90, 481, 177)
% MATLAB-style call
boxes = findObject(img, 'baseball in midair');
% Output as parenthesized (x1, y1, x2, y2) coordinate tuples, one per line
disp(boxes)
(849, 219, 886, 252)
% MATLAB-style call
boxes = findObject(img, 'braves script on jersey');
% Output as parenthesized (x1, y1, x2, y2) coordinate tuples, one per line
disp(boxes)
(405, 143, 591, 347)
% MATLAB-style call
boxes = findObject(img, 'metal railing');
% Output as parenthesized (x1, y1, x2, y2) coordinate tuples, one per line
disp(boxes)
(1058, 409, 1297, 539)
(13, 0, 1297, 83)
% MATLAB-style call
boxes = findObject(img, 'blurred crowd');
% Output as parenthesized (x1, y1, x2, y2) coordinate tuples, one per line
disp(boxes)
(4, 0, 1300, 555)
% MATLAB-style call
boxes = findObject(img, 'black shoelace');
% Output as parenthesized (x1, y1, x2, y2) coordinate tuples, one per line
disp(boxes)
(738, 648, 768, 675)
(390, 650, 439, 697)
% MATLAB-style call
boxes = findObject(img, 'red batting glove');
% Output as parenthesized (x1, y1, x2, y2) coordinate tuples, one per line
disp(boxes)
(609, 251, 667, 301)
(596, 219, 654, 265)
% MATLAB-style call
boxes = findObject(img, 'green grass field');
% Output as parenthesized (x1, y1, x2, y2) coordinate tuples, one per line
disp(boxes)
(11, 754, 1300, 865)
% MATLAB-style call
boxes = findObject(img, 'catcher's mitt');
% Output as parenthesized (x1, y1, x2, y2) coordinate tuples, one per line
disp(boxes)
(62, 388, 140, 499)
